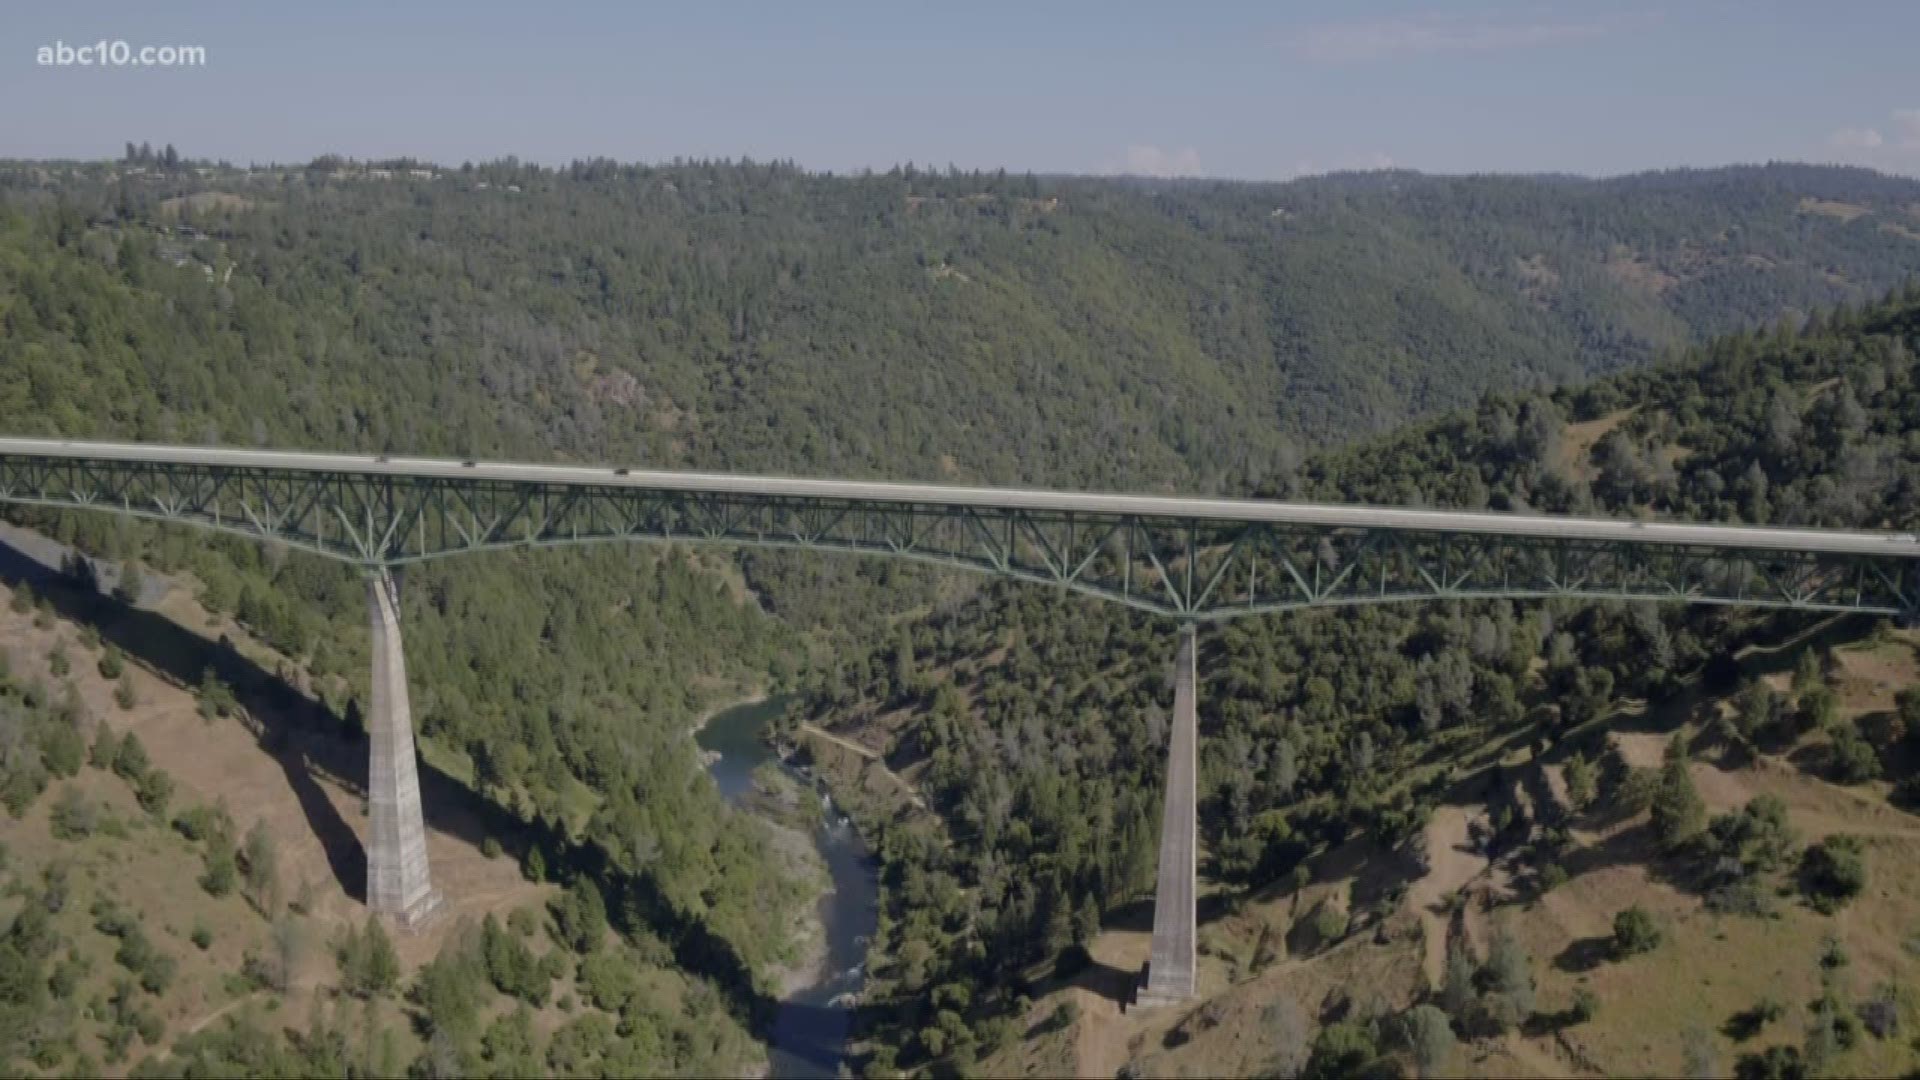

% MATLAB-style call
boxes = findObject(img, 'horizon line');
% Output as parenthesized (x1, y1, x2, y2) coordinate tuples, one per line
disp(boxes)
(5, 154, 1918, 188)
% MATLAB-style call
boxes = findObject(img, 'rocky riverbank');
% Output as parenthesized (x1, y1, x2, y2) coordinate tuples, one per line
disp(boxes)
(696, 694, 880, 1077)
(747, 764, 834, 996)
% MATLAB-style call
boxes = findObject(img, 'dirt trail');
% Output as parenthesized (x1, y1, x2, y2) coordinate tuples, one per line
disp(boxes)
(800, 723, 926, 809)
(800, 722, 882, 760)
(183, 991, 264, 1035)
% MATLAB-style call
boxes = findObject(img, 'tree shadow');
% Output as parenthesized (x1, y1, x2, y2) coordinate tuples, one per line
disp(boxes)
(1553, 819, 1657, 882)
(1722, 1001, 1783, 1042)
(1552, 935, 1614, 974)
(0, 536, 779, 1035)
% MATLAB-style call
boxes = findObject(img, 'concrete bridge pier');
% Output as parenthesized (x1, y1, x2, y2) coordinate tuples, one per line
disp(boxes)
(365, 569, 441, 929)
(1138, 622, 1198, 1008)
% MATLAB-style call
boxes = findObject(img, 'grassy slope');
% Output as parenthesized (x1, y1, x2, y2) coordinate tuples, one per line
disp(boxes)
(0, 563, 779, 1076)
(953, 626, 1920, 1079)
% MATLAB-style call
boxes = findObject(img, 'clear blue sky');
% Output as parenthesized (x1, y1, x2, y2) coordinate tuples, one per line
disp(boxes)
(7, 0, 1919, 179)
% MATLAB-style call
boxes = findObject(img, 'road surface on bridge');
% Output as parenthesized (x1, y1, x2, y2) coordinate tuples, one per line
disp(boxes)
(3, 437, 1916, 559)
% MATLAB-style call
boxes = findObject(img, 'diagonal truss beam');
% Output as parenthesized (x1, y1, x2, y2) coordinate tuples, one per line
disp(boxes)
(0, 452, 1913, 624)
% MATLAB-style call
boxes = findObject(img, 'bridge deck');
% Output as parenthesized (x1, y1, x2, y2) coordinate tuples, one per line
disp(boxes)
(3, 437, 1916, 559)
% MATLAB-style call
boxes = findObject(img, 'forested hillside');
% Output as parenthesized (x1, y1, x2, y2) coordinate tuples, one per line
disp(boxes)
(1, 155, 1919, 1075)
(5, 156, 1918, 644)
(791, 288, 1920, 1073)
(5, 158, 1920, 488)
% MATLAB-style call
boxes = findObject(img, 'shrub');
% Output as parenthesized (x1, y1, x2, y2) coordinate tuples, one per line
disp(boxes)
(1537, 864, 1568, 894)
(1734, 1045, 1804, 1079)
(1400, 1004, 1455, 1078)
(1801, 835, 1867, 913)
(50, 786, 99, 841)
(134, 1008, 163, 1045)
(172, 804, 225, 843)
(111, 733, 150, 782)
(1476, 926, 1537, 1035)
(1706, 795, 1797, 874)
(134, 769, 173, 816)
(1612, 905, 1662, 958)
(92, 896, 137, 937)
(576, 948, 639, 1013)
(1805, 983, 1861, 1070)
(40, 724, 85, 779)
(1562, 752, 1597, 810)
(1828, 725, 1880, 784)
(1303, 900, 1348, 950)
(137, 952, 176, 994)
(507, 906, 536, 938)
(200, 834, 239, 897)
(480, 913, 547, 1005)
(1800, 685, 1839, 731)
(548, 879, 608, 954)
(1305, 1020, 1377, 1079)
(89, 726, 120, 769)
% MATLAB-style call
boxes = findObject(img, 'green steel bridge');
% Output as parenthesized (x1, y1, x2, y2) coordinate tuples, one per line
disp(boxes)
(2, 436, 1916, 994)
(2, 438, 1916, 620)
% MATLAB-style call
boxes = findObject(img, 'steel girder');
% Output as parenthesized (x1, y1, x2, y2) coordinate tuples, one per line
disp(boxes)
(0, 454, 1915, 621)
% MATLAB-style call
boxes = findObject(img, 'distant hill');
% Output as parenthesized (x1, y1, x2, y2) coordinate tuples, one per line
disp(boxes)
(3, 159, 1918, 494)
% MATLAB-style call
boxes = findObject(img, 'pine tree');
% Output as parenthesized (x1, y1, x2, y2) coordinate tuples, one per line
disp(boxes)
(1651, 736, 1707, 850)
(339, 916, 399, 997)
(1072, 893, 1100, 946)
(242, 820, 280, 913)
(1563, 751, 1596, 810)
(1481, 925, 1536, 1033)
(1440, 939, 1477, 1020)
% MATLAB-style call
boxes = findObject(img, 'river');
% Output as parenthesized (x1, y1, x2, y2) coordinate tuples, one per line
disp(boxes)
(697, 695, 880, 1079)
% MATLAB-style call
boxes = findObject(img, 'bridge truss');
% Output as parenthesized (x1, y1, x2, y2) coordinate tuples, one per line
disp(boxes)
(2, 450, 1914, 621)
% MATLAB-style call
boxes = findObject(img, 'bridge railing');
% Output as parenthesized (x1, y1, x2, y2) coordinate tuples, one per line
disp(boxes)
(2, 450, 1914, 620)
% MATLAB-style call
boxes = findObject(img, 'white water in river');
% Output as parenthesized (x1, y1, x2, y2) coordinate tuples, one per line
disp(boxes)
(697, 696, 880, 1079)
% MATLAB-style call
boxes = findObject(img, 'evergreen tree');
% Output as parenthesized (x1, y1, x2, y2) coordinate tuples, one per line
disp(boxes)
(242, 820, 280, 913)
(1651, 736, 1707, 851)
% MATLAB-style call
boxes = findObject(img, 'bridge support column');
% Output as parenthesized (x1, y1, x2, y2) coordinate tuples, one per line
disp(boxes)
(1138, 622, 1198, 1008)
(1904, 567, 1919, 629)
(366, 570, 440, 929)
